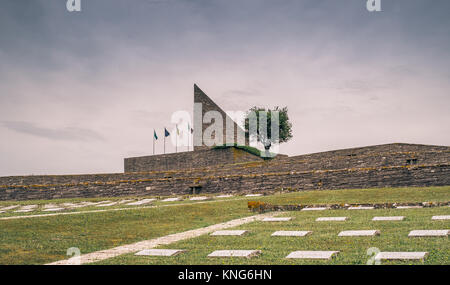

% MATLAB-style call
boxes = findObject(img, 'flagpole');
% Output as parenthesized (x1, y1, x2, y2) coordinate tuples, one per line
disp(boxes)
(153, 134, 155, 155)
(176, 124, 178, 153)
(164, 128, 166, 154)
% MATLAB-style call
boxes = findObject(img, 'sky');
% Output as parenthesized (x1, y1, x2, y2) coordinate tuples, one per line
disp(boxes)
(0, 0, 449, 176)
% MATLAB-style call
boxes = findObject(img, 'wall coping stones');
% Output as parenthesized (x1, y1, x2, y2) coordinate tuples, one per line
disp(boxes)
(408, 230, 449, 237)
(207, 250, 261, 258)
(285, 251, 339, 260)
(375, 251, 428, 261)
(338, 230, 380, 237)
(135, 249, 185, 257)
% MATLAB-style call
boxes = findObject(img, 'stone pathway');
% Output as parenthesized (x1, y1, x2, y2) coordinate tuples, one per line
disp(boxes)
(46, 212, 277, 265)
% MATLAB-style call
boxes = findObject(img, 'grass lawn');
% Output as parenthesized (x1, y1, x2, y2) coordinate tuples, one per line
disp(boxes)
(0, 186, 449, 264)
(96, 206, 450, 265)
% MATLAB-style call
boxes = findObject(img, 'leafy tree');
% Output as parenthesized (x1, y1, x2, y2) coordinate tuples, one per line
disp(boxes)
(244, 106, 292, 151)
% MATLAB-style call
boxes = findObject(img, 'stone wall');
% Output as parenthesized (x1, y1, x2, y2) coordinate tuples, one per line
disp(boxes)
(124, 147, 263, 172)
(0, 164, 448, 201)
(1, 143, 449, 201)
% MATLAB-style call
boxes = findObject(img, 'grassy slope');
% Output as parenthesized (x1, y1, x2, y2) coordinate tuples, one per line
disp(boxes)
(0, 186, 449, 264)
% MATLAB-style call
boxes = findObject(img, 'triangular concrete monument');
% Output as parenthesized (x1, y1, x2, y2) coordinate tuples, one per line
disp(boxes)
(193, 84, 246, 150)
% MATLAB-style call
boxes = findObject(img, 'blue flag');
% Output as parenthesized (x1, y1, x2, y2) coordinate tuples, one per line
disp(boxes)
(164, 128, 170, 137)
(153, 130, 158, 140)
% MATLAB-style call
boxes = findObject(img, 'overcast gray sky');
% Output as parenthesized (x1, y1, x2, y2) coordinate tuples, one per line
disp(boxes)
(0, 0, 449, 176)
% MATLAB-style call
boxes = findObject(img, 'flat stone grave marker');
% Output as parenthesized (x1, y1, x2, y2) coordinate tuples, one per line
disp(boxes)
(126, 199, 155, 206)
(245, 194, 262, 197)
(0, 205, 19, 211)
(20, 205, 37, 210)
(97, 202, 118, 207)
(301, 207, 327, 211)
(118, 199, 134, 204)
(135, 249, 185, 257)
(348, 206, 374, 210)
(316, 217, 348, 222)
(161, 197, 181, 202)
(375, 252, 428, 261)
(14, 209, 33, 213)
(286, 251, 339, 260)
(43, 204, 59, 209)
(408, 230, 449, 237)
(210, 230, 247, 236)
(271, 231, 311, 237)
(0, 211, 4, 214)
(432, 215, 450, 220)
(395, 206, 422, 209)
(262, 217, 292, 222)
(208, 250, 261, 258)
(189, 196, 208, 201)
(217, 195, 233, 198)
(43, 208, 65, 212)
(372, 216, 405, 221)
(338, 230, 380, 237)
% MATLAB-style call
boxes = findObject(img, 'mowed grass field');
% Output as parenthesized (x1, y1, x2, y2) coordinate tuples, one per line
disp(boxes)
(0, 186, 449, 265)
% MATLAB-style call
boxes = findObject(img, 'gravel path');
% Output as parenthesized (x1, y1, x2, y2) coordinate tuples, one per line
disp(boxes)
(47, 212, 277, 265)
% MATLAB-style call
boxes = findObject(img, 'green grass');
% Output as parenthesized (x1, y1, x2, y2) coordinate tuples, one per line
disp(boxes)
(96, 207, 450, 265)
(0, 186, 449, 264)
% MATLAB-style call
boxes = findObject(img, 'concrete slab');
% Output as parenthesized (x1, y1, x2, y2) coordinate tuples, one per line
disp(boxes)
(338, 230, 380, 237)
(189, 197, 208, 201)
(208, 250, 261, 258)
(408, 230, 449, 237)
(14, 209, 33, 213)
(217, 195, 233, 198)
(431, 215, 450, 220)
(161, 197, 181, 202)
(372, 216, 405, 221)
(348, 206, 374, 210)
(210, 230, 247, 236)
(286, 251, 339, 260)
(262, 217, 292, 222)
(126, 199, 155, 206)
(135, 249, 185, 257)
(271, 231, 311, 237)
(97, 202, 118, 207)
(42, 208, 65, 212)
(395, 206, 422, 209)
(245, 194, 262, 197)
(375, 252, 428, 261)
(0, 205, 20, 211)
(301, 207, 327, 211)
(316, 217, 348, 222)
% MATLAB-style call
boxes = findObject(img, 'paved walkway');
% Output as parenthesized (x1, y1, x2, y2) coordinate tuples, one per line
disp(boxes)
(47, 212, 277, 265)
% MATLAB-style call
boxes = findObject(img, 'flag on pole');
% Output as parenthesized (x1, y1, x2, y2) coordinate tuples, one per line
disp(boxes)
(164, 128, 170, 137)
(154, 130, 158, 140)
(176, 125, 180, 135)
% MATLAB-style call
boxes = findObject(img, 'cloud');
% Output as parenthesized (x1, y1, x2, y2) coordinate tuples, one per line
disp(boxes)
(2, 121, 104, 142)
